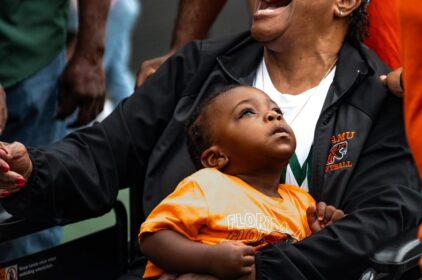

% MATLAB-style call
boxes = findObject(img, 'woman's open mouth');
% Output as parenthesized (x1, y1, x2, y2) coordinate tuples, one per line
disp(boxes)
(257, 0, 292, 11)
(254, 0, 292, 17)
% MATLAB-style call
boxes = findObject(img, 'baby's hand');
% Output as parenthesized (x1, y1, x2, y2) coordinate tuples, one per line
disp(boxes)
(307, 202, 345, 233)
(207, 241, 255, 279)
(380, 68, 403, 97)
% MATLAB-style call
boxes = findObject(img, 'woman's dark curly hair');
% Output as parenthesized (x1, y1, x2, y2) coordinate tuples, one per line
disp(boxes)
(346, 0, 370, 46)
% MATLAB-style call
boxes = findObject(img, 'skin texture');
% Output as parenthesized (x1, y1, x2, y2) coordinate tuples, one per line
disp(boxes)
(250, 0, 358, 95)
(142, 230, 256, 280)
(1, 0, 355, 276)
(0, 84, 7, 135)
(141, 87, 288, 279)
(135, 0, 228, 88)
(380, 68, 403, 97)
(0, 142, 31, 197)
(135, 0, 258, 88)
(143, 0, 362, 276)
(0, 0, 110, 195)
(141, 86, 344, 279)
(57, 0, 110, 127)
(201, 86, 295, 197)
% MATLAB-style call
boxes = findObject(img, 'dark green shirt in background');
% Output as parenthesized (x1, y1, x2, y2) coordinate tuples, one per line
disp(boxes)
(0, 0, 68, 88)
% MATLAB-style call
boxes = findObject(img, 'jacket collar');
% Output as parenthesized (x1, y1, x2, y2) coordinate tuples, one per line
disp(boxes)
(216, 35, 372, 104)
(216, 33, 263, 85)
(330, 41, 370, 104)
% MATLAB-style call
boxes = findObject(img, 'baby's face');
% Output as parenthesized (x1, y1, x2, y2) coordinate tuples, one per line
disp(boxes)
(208, 86, 296, 168)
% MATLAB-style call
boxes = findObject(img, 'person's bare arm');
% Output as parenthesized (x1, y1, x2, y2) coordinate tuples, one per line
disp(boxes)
(170, 0, 228, 50)
(172, 265, 255, 280)
(140, 229, 255, 279)
(0, 84, 7, 135)
(135, 0, 227, 87)
(57, 0, 110, 127)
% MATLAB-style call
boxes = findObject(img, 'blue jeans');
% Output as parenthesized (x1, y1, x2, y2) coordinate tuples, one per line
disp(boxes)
(1, 51, 68, 146)
(0, 50, 67, 262)
(103, 0, 140, 107)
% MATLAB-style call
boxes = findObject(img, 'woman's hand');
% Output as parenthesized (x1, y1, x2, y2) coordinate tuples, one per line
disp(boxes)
(0, 141, 32, 197)
(135, 50, 176, 89)
(58, 54, 106, 128)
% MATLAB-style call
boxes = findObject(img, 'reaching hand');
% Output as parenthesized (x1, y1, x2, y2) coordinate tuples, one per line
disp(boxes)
(0, 85, 7, 135)
(57, 54, 106, 128)
(306, 202, 345, 233)
(207, 241, 255, 280)
(135, 50, 176, 88)
(0, 142, 32, 198)
(380, 67, 403, 97)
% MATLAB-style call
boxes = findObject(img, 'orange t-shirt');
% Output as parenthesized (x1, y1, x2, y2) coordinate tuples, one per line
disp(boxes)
(139, 168, 315, 278)
(364, 0, 401, 69)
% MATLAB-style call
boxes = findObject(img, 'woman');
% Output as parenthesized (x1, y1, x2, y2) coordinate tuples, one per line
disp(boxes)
(1, 0, 421, 279)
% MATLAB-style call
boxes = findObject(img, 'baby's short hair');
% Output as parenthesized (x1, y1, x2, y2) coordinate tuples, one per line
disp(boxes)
(185, 84, 245, 169)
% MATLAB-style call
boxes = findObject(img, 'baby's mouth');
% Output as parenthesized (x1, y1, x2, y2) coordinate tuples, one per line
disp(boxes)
(271, 126, 289, 136)
(257, 0, 292, 11)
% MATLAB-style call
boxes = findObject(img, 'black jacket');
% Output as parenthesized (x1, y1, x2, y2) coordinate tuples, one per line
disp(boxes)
(3, 31, 422, 279)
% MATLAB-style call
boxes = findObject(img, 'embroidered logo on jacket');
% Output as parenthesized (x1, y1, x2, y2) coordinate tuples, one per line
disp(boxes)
(326, 141, 348, 165)
(325, 131, 355, 172)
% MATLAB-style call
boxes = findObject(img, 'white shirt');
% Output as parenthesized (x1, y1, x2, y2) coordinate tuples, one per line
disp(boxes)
(253, 59, 336, 191)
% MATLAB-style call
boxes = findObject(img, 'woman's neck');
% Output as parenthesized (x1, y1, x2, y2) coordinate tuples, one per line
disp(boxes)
(263, 35, 342, 95)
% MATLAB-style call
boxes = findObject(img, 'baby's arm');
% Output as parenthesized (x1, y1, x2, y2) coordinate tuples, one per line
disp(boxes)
(168, 265, 256, 280)
(140, 229, 255, 279)
(306, 202, 345, 233)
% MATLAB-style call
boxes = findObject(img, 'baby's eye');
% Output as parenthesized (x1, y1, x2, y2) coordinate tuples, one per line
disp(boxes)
(239, 109, 256, 118)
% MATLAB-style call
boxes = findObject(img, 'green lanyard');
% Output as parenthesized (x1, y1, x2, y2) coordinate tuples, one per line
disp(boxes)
(280, 146, 313, 187)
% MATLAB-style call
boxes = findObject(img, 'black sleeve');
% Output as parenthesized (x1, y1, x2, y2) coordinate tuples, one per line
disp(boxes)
(1, 42, 202, 225)
(255, 95, 422, 279)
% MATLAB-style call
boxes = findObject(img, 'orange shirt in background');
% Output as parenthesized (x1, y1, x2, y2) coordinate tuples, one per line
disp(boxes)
(365, 0, 401, 69)
(419, 225, 422, 268)
(398, 1, 422, 268)
(139, 168, 315, 278)
(398, 0, 422, 177)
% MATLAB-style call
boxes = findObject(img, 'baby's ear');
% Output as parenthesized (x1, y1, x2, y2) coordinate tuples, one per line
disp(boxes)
(201, 146, 229, 170)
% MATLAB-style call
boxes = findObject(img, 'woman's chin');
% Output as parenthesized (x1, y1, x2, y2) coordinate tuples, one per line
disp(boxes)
(250, 24, 281, 44)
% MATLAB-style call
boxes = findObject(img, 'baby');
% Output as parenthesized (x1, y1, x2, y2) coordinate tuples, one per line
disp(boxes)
(139, 85, 344, 279)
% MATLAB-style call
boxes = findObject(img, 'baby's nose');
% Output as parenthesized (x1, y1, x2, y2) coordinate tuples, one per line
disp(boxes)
(266, 111, 282, 121)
